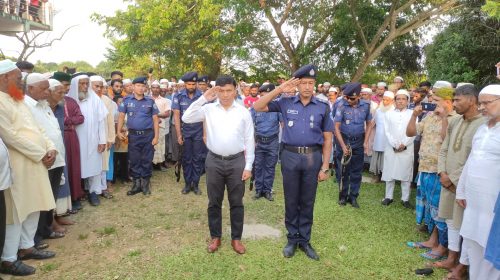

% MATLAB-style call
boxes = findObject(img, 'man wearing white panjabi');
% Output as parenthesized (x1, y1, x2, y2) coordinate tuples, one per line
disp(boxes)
(456, 84, 500, 280)
(67, 74, 108, 206)
(381, 89, 415, 208)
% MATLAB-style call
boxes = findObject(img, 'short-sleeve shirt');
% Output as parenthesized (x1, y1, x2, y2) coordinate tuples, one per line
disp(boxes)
(267, 96, 333, 146)
(119, 95, 159, 130)
(250, 109, 282, 137)
(334, 99, 372, 136)
(171, 89, 203, 138)
(244, 96, 259, 109)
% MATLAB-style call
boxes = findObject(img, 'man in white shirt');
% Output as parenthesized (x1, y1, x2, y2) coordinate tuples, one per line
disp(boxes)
(182, 75, 254, 255)
(381, 89, 415, 208)
(24, 74, 67, 243)
(456, 84, 500, 280)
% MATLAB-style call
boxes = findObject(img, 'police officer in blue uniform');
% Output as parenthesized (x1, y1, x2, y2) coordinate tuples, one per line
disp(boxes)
(198, 75, 209, 93)
(254, 65, 333, 261)
(172, 72, 207, 195)
(117, 77, 160, 196)
(250, 83, 282, 201)
(334, 82, 372, 208)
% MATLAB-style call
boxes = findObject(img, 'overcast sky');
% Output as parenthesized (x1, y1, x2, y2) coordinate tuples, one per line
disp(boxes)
(0, 0, 125, 66)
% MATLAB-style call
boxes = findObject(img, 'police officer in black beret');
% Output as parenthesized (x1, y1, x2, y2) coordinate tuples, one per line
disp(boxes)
(254, 64, 334, 260)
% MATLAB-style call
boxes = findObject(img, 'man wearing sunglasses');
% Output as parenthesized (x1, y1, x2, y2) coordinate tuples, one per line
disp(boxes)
(334, 83, 373, 208)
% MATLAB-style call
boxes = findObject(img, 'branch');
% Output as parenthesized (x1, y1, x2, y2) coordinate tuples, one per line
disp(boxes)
(296, 22, 309, 51)
(278, 0, 294, 26)
(33, 25, 77, 48)
(397, 2, 459, 36)
(348, 0, 369, 51)
(368, 0, 398, 52)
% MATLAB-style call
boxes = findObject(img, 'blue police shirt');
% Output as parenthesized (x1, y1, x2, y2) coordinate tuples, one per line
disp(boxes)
(267, 96, 334, 146)
(250, 108, 282, 137)
(171, 89, 203, 138)
(118, 96, 159, 130)
(334, 99, 372, 136)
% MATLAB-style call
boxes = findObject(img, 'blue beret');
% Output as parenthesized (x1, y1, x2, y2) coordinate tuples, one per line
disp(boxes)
(132, 76, 147, 85)
(292, 64, 317, 79)
(199, 75, 208, 83)
(342, 82, 362, 97)
(259, 83, 275, 93)
(181, 71, 198, 82)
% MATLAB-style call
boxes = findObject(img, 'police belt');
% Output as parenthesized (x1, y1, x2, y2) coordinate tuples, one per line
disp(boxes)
(209, 151, 244, 161)
(128, 129, 153, 135)
(255, 134, 278, 142)
(283, 144, 321, 154)
(341, 133, 365, 142)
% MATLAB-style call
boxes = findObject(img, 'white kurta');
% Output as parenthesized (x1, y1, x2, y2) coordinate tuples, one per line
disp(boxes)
(381, 108, 415, 182)
(0, 137, 12, 190)
(372, 107, 393, 152)
(457, 122, 500, 248)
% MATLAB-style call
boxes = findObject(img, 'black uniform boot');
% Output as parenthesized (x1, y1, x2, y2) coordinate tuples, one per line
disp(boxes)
(142, 177, 151, 195)
(193, 182, 202, 195)
(181, 182, 190, 194)
(127, 178, 142, 196)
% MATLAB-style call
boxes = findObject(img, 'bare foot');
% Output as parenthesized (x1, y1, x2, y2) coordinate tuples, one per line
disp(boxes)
(55, 216, 75, 226)
(432, 258, 456, 270)
(444, 264, 467, 280)
(52, 220, 67, 233)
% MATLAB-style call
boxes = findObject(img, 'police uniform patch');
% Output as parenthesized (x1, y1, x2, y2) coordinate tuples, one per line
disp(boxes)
(288, 120, 294, 127)
(309, 69, 315, 76)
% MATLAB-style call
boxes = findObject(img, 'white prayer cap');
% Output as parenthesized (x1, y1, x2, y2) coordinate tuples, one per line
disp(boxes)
(151, 80, 160, 86)
(394, 76, 404, 82)
(383, 91, 395, 99)
(361, 88, 373, 94)
(479, 85, 500, 96)
(0, 59, 18, 75)
(210, 81, 216, 87)
(160, 84, 167, 89)
(395, 89, 410, 99)
(48, 79, 62, 90)
(457, 82, 473, 88)
(159, 79, 168, 84)
(168, 82, 175, 87)
(323, 82, 331, 86)
(328, 87, 338, 93)
(89, 75, 104, 83)
(433, 80, 452, 89)
(26, 73, 48, 85)
(122, 79, 132, 85)
(377, 82, 387, 88)
(178, 80, 184, 85)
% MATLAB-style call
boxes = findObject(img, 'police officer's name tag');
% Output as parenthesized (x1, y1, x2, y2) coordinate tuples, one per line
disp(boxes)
(287, 109, 299, 115)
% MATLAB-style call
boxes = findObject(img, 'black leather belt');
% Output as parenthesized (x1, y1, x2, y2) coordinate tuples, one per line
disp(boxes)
(209, 151, 244, 160)
(283, 144, 321, 154)
(129, 129, 152, 135)
(256, 134, 278, 142)
(341, 133, 364, 141)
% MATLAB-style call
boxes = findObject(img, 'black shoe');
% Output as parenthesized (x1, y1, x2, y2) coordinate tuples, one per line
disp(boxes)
(141, 178, 151, 195)
(88, 192, 100, 206)
(264, 192, 274, 201)
(402, 200, 414, 209)
(193, 184, 202, 195)
(338, 198, 346, 206)
(282, 242, 297, 258)
(299, 243, 319, 260)
(351, 197, 359, 208)
(381, 198, 393, 206)
(181, 184, 190, 194)
(253, 191, 262, 200)
(0, 260, 36, 276)
(127, 179, 142, 196)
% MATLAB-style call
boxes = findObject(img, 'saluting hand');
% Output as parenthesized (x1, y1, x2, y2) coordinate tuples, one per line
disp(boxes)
(203, 86, 220, 102)
(278, 78, 300, 94)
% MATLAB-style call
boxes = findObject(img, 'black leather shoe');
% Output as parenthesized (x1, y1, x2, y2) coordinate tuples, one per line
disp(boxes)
(299, 243, 319, 260)
(253, 192, 262, 200)
(381, 198, 393, 206)
(264, 192, 274, 201)
(127, 179, 142, 196)
(282, 242, 297, 258)
(0, 260, 36, 276)
(181, 184, 190, 194)
(402, 200, 414, 209)
(351, 197, 359, 208)
(193, 183, 202, 195)
(338, 198, 346, 206)
(141, 178, 151, 195)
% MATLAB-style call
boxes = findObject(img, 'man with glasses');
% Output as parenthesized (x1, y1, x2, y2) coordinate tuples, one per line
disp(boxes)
(334, 83, 373, 208)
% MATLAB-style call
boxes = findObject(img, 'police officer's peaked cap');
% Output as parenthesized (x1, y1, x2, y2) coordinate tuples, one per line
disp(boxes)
(181, 72, 198, 82)
(199, 75, 209, 83)
(132, 76, 148, 85)
(292, 64, 317, 79)
(259, 83, 275, 93)
(342, 82, 362, 97)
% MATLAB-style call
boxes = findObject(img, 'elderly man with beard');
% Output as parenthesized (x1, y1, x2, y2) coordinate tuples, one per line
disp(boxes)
(372, 82, 387, 104)
(151, 80, 171, 171)
(68, 74, 108, 206)
(455, 85, 500, 280)
(122, 78, 133, 97)
(53, 72, 85, 211)
(368, 91, 394, 182)
(24, 74, 68, 245)
(90, 75, 116, 199)
(381, 89, 415, 208)
(0, 60, 56, 276)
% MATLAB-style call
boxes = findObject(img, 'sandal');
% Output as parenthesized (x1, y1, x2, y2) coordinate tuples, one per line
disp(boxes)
(47, 231, 65, 239)
(19, 248, 56, 260)
(407, 241, 431, 249)
(0, 260, 36, 276)
(35, 242, 49, 250)
(101, 191, 114, 199)
(421, 251, 446, 261)
(68, 209, 79, 214)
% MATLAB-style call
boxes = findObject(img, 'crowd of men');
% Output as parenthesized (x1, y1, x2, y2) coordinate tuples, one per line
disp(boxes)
(0, 58, 498, 279)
